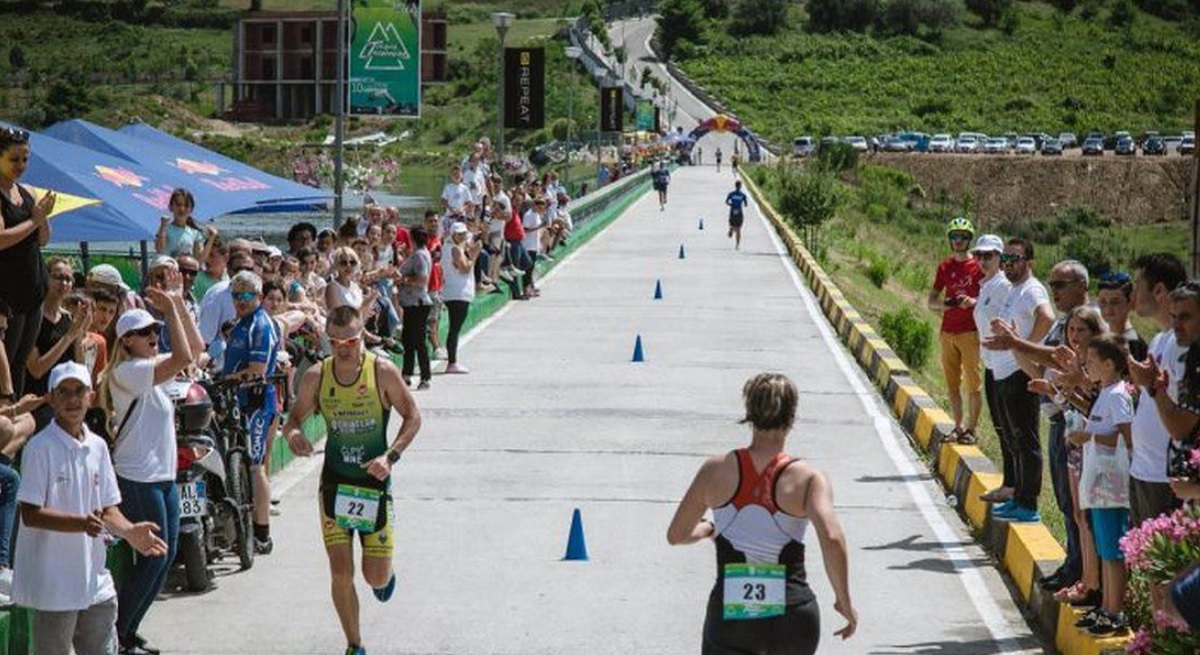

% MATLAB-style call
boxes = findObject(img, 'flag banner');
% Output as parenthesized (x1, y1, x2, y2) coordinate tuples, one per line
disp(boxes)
(504, 47, 546, 129)
(600, 87, 624, 132)
(349, 0, 421, 118)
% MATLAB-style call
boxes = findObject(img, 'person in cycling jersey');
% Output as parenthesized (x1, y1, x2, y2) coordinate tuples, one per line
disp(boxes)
(282, 305, 422, 655)
(725, 181, 749, 250)
(668, 373, 857, 655)
(221, 270, 281, 555)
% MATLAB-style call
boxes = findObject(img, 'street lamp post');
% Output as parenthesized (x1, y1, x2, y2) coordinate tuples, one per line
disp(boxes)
(594, 70, 607, 184)
(493, 11, 515, 171)
(564, 45, 582, 195)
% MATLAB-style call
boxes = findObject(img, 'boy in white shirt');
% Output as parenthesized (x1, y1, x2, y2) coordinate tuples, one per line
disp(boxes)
(14, 362, 167, 655)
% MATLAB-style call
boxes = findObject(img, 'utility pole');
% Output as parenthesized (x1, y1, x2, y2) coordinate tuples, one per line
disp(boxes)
(1191, 98, 1199, 278)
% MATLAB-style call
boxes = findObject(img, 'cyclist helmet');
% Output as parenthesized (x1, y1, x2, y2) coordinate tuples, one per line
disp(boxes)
(946, 217, 975, 237)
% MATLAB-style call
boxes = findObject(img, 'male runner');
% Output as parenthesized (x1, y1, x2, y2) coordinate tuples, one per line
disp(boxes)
(725, 180, 749, 250)
(282, 305, 422, 655)
(652, 163, 671, 211)
(715, 147, 724, 173)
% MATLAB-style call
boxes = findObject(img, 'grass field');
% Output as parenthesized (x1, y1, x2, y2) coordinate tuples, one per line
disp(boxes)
(754, 161, 1190, 543)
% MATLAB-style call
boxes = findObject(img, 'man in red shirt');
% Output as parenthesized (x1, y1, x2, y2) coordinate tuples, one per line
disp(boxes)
(927, 217, 984, 443)
(422, 211, 447, 359)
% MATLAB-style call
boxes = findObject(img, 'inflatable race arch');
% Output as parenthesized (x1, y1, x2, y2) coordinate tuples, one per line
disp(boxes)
(683, 115, 766, 162)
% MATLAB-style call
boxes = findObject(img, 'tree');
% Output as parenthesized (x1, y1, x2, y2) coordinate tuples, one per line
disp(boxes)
(965, 0, 1013, 27)
(729, 0, 790, 35)
(657, 0, 706, 60)
(1108, 0, 1137, 28)
(700, 0, 731, 18)
(878, 0, 960, 37)
(807, 0, 880, 32)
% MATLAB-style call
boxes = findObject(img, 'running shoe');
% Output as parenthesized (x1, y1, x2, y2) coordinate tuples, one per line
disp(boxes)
(1000, 506, 1040, 523)
(444, 364, 470, 374)
(344, 646, 366, 655)
(417, 380, 431, 391)
(990, 500, 1015, 516)
(254, 536, 274, 555)
(373, 573, 397, 602)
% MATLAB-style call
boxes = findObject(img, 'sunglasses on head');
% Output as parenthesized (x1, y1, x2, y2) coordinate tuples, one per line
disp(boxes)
(0, 126, 29, 145)
(232, 291, 259, 302)
(329, 334, 362, 348)
(1098, 271, 1131, 287)
(999, 253, 1026, 264)
(129, 325, 160, 338)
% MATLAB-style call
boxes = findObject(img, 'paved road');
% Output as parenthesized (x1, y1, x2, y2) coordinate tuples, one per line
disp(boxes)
(143, 166, 1046, 654)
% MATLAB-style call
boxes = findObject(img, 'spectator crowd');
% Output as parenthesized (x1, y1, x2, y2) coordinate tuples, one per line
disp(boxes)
(928, 217, 1200, 638)
(0, 125, 596, 655)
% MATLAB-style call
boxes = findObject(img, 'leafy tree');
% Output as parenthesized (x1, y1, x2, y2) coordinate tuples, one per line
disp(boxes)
(878, 0, 959, 37)
(656, 0, 706, 60)
(965, 0, 1012, 27)
(776, 166, 840, 251)
(1108, 0, 1136, 28)
(38, 70, 94, 126)
(700, 0, 731, 18)
(729, 0, 790, 35)
(807, 0, 880, 32)
(8, 45, 25, 71)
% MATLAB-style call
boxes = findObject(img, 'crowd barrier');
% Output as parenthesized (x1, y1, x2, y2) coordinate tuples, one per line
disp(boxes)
(739, 171, 1129, 655)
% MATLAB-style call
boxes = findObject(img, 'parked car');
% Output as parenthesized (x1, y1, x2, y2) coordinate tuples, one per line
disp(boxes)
(1164, 136, 1183, 153)
(1142, 137, 1167, 156)
(843, 136, 869, 152)
(1041, 138, 1064, 155)
(1106, 131, 1132, 151)
(1082, 137, 1105, 156)
(897, 132, 931, 152)
(929, 134, 954, 153)
(1115, 136, 1137, 156)
(1182, 137, 1196, 156)
(983, 137, 1010, 154)
(1058, 132, 1079, 148)
(955, 136, 980, 153)
(1015, 137, 1037, 154)
(792, 136, 815, 158)
(883, 136, 912, 152)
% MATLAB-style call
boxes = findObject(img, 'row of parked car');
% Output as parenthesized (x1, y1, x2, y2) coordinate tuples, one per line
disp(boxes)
(792, 131, 1196, 157)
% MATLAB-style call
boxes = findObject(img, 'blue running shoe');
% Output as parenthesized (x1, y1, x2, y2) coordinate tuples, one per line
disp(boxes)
(372, 573, 396, 602)
(1005, 506, 1041, 523)
(991, 500, 1016, 517)
(344, 646, 366, 655)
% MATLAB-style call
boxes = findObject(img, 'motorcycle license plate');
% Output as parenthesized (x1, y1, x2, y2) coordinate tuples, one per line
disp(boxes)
(179, 480, 207, 518)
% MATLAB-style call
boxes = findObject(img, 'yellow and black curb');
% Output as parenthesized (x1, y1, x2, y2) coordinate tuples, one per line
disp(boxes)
(741, 172, 1128, 655)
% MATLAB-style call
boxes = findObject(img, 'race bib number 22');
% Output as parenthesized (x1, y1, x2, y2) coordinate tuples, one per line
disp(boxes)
(334, 484, 382, 532)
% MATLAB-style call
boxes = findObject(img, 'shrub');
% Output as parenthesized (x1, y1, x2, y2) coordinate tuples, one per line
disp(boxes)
(877, 0, 960, 37)
(807, 0, 881, 32)
(657, 0, 707, 60)
(775, 167, 840, 232)
(965, 0, 1012, 27)
(729, 0, 790, 36)
(866, 258, 890, 288)
(816, 142, 859, 173)
(879, 308, 933, 369)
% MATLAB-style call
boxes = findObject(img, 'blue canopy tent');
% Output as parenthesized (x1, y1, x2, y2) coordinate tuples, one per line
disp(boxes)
(45, 119, 329, 218)
(116, 121, 331, 209)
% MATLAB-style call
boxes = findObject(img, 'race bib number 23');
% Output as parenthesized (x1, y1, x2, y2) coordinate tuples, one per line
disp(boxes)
(334, 484, 382, 532)
(723, 563, 786, 620)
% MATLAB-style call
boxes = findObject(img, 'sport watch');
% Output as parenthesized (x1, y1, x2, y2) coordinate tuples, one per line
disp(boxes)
(386, 449, 402, 465)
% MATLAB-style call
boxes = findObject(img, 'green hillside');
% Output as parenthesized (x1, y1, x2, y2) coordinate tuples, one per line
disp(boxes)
(676, 1, 1200, 143)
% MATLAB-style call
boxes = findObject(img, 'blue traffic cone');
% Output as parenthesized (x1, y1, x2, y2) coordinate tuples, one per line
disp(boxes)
(563, 508, 589, 561)
(653, 279, 663, 300)
(698, 218, 704, 230)
(632, 335, 645, 362)
(678, 244, 686, 259)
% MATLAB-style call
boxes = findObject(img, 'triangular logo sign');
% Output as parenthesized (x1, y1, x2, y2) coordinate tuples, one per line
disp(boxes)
(360, 21, 411, 71)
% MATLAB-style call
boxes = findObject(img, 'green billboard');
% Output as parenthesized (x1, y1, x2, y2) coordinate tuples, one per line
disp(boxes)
(349, 0, 421, 118)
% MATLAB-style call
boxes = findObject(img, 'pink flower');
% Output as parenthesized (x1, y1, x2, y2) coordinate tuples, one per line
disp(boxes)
(1125, 628, 1151, 654)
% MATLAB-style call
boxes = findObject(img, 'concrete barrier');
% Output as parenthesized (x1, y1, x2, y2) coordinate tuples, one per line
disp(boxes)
(739, 171, 1129, 655)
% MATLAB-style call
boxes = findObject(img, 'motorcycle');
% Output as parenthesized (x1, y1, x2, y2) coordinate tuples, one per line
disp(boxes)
(166, 375, 260, 591)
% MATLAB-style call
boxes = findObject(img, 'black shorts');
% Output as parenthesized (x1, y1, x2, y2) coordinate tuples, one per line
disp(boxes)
(654, 182, 667, 192)
(729, 211, 744, 228)
(702, 586, 820, 655)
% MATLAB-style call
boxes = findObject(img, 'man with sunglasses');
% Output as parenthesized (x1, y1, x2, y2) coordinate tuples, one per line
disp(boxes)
(199, 251, 256, 368)
(981, 238, 1055, 523)
(221, 271, 281, 555)
(281, 305, 422, 655)
(927, 217, 984, 445)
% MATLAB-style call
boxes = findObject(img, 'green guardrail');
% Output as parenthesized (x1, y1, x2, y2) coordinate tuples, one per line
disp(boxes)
(0, 167, 652, 655)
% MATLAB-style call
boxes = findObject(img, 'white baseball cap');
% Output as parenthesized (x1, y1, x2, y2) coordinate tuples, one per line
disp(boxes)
(86, 264, 131, 292)
(49, 361, 92, 391)
(451, 222, 469, 235)
(150, 255, 177, 270)
(115, 308, 163, 339)
(971, 234, 1004, 254)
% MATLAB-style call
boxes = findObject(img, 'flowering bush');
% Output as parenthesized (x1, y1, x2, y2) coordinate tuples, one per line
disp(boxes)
(1120, 502, 1200, 654)
(292, 151, 400, 193)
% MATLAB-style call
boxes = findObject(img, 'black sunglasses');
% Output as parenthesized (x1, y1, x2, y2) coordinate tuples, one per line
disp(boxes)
(999, 253, 1026, 264)
(129, 325, 160, 338)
